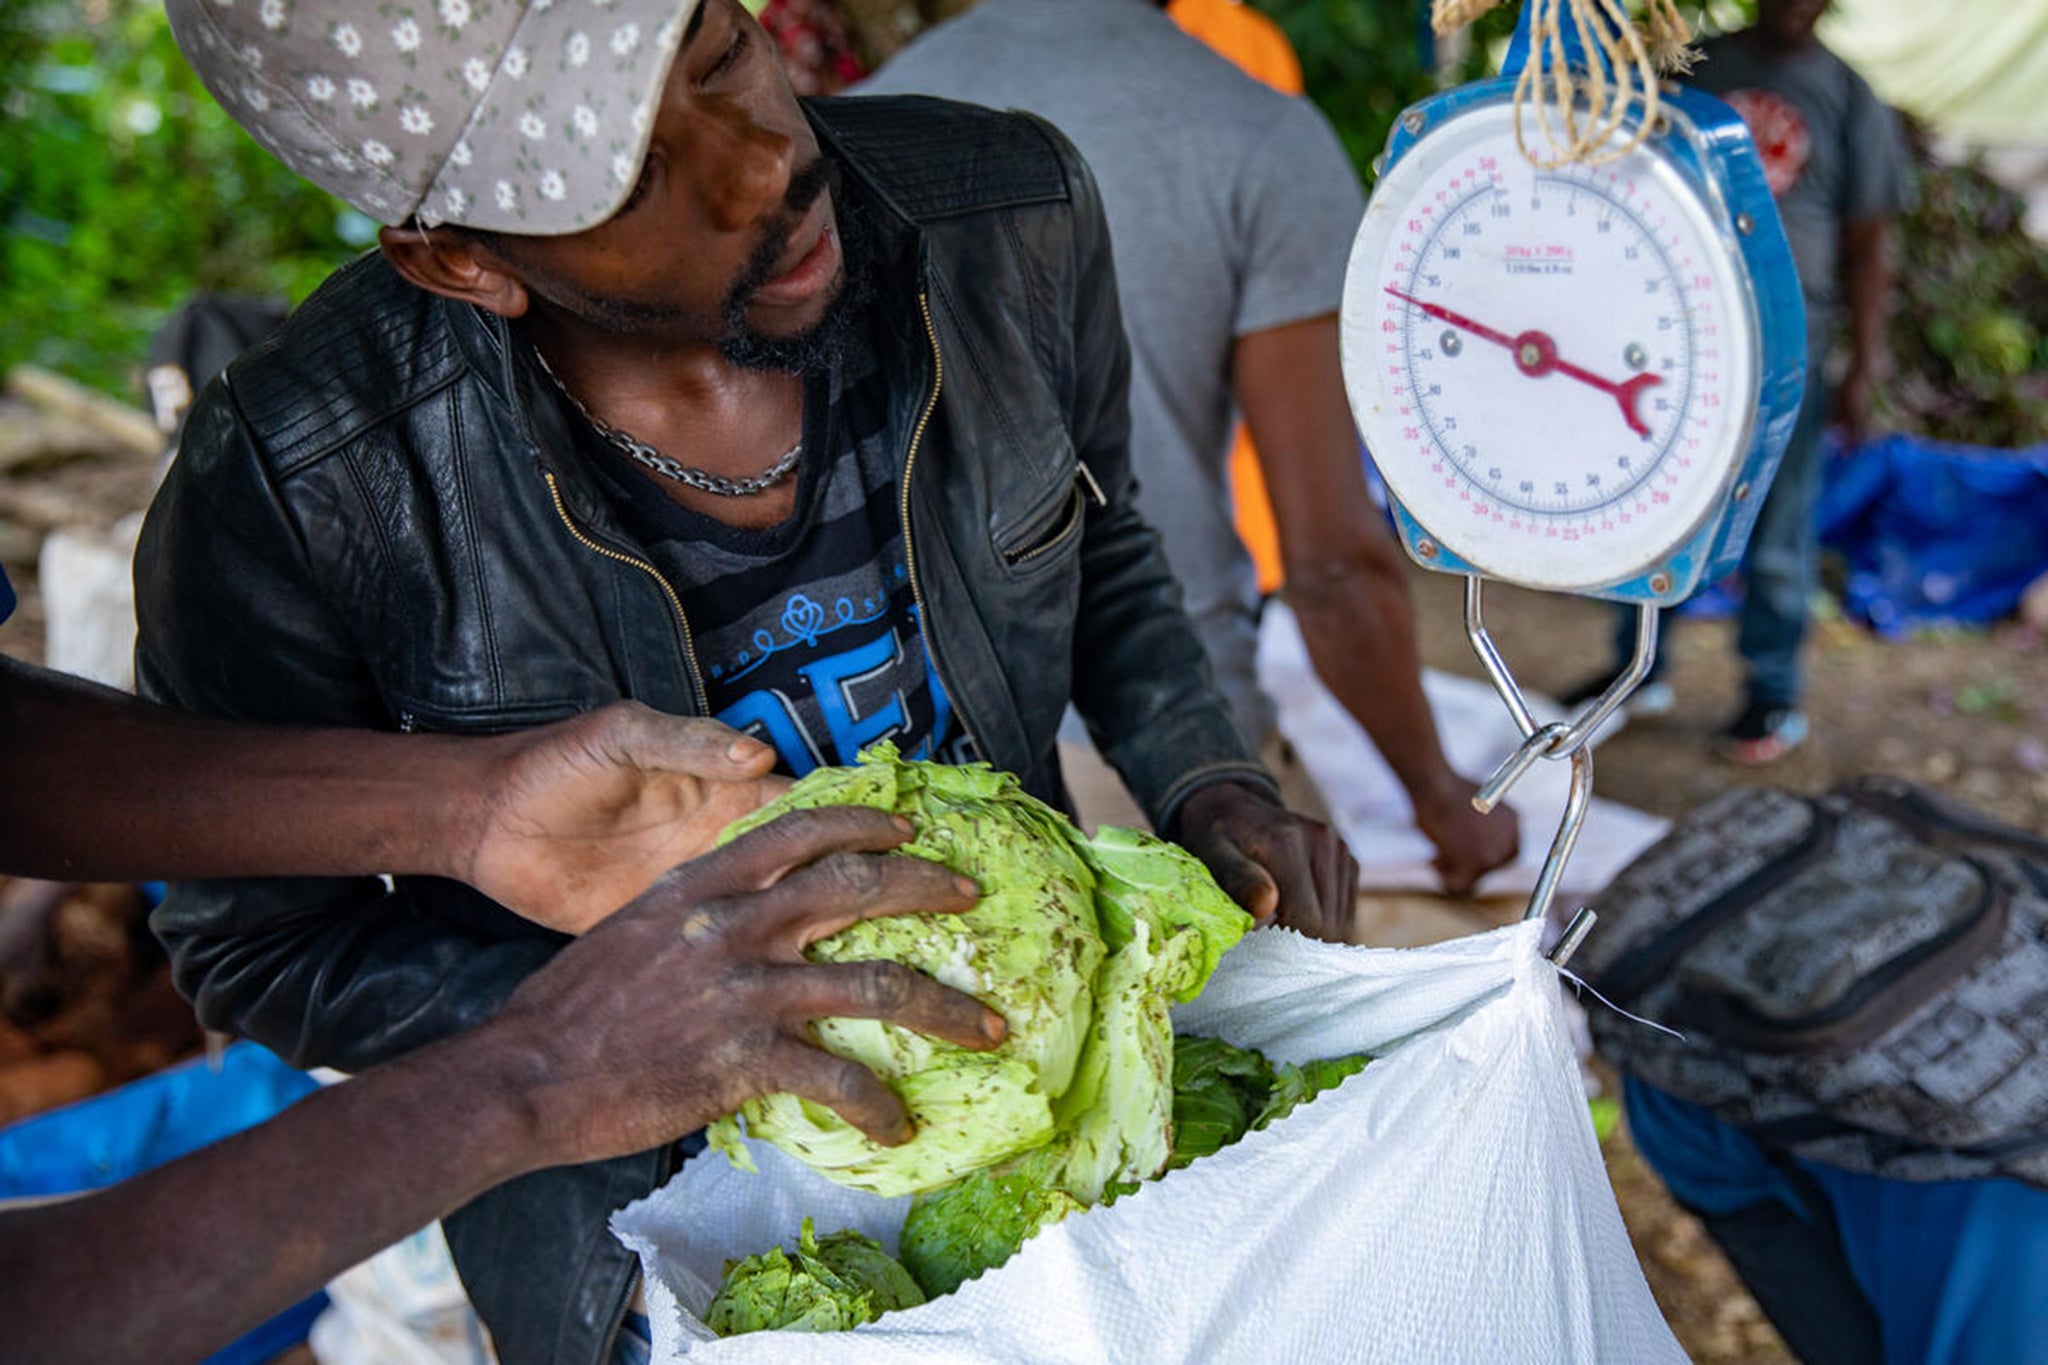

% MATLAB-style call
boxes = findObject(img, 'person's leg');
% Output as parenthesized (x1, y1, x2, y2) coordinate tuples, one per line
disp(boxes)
(1695, 1190, 1888, 1365)
(1803, 1163, 2048, 1365)
(1622, 1078, 1885, 1364)
(1727, 362, 1831, 755)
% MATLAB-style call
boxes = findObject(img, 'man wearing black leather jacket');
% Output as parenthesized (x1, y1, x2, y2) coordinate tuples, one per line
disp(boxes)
(143, 1, 1359, 1358)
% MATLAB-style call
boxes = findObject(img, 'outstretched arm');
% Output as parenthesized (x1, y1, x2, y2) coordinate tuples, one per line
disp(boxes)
(0, 656, 787, 931)
(124, 381, 796, 1066)
(1232, 314, 1519, 897)
(0, 807, 1001, 1364)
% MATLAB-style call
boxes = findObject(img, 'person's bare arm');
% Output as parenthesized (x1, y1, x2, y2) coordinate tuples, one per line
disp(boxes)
(1834, 216, 1894, 448)
(0, 807, 1001, 1364)
(1231, 314, 1519, 896)
(0, 655, 787, 930)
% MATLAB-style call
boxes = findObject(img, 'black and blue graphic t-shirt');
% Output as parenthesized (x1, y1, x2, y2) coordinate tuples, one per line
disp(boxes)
(574, 340, 974, 778)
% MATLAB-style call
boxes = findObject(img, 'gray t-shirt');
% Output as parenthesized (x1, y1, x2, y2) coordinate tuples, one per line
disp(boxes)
(861, 0, 1365, 748)
(1689, 35, 1912, 338)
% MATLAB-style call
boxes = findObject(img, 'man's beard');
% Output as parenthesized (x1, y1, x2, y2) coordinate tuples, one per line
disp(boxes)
(514, 156, 871, 376)
(718, 160, 872, 375)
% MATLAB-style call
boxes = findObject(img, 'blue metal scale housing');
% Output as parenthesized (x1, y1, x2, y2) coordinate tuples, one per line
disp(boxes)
(1340, 27, 1807, 605)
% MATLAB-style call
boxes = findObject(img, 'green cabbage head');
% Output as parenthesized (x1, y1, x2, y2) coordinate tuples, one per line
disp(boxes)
(707, 745, 1105, 1195)
(705, 744, 1253, 1201)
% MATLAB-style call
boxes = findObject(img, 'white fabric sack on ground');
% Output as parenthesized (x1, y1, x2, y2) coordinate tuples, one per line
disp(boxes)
(611, 921, 1682, 1364)
(310, 1223, 499, 1365)
(1256, 600, 1669, 899)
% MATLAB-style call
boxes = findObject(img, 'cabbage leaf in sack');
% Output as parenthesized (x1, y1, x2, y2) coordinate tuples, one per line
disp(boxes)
(898, 909, 1216, 1297)
(1055, 826, 1254, 1199)
(707, 745, 1106, 1196)
(704, 1218, 923, 1337)
(897, 1032, 1370, 1299)
(1253, 1053, 1373, 1130)
(1081, 825, 1250, 997)
(1039, 913, 1198, 1202)
(894, 831, 1256, 1297)
(898, 1143, 1082, 1299)
(1164, 1035, 1275, 1171)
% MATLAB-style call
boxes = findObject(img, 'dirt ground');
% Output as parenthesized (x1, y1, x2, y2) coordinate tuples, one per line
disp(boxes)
(3, 411, 2045, 1362)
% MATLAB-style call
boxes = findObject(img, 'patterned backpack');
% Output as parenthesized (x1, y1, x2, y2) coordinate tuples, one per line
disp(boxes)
(1580, 775, 2048, 1187)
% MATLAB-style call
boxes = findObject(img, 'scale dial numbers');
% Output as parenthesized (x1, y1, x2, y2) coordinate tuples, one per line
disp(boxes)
(1342, 102, 1760, 591)
(1398, 174, 1694, 514)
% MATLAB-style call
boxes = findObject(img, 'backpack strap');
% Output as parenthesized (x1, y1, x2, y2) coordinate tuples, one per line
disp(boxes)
(1745, 1110, 2048, 1165)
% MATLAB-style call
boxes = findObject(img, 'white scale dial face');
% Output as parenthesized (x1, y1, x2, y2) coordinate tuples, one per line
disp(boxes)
(1341, 100, 1760, 591)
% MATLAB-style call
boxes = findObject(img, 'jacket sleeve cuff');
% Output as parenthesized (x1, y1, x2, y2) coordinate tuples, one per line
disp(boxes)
(1154, 762, 1283, 841)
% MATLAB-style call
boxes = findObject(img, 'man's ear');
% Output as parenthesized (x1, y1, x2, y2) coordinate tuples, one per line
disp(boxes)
(378, 224, 530, 318)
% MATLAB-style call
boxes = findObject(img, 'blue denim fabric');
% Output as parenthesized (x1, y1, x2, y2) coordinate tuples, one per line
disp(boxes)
(611, 1310, 653, 1365)
(1733, 365, 1833, 707)
(1625, 1077, 2048, 1365)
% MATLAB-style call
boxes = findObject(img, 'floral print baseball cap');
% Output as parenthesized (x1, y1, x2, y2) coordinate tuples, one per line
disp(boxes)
(166, 0, 701, 234)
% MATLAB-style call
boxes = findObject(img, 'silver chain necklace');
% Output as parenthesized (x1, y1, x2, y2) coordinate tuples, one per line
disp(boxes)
(534, 349, 802, 498)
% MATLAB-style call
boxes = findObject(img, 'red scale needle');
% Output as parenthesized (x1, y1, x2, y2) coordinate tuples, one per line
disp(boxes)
(1386, 286, 1663, 438)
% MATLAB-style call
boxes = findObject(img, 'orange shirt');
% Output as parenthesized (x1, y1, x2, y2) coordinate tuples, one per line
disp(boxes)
(1167, 0, 1303, 594)
(1168, 0, 1304, 95)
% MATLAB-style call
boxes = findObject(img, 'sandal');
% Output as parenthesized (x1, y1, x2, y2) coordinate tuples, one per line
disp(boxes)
(1719, 699, 1808, 765)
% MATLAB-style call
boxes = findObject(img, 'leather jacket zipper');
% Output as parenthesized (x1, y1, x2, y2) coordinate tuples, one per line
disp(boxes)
(900, 291, 983, 757)
(1002, 483, 1085, 566)
(543, 470, 709, 714)
(1002, 448, 1106, 566)
(1076, 459, 1108, 507)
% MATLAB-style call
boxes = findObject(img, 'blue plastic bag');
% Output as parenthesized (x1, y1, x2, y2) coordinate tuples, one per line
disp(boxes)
(0, 1041, 318, 1198)
(0, 1041, 326, 1364)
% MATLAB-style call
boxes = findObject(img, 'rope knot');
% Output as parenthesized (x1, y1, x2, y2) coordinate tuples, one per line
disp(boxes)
(1430, 0, 1699, 167)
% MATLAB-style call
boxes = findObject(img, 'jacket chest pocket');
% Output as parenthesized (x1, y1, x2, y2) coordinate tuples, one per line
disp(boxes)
(995, 460, 1104, 572)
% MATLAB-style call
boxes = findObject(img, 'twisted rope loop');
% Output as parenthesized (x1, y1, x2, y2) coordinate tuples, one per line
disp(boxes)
(1431, 0, 1696, 167)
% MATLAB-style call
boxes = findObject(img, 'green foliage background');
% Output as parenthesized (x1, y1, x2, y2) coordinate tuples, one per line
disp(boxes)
(0, 0, 360, 398)
(1880, 139, 2048, 446)
(1248, 0, 1514, 180)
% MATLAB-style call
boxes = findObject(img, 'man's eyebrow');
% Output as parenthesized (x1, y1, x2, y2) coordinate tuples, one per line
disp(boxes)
(681, 0, 709, 52)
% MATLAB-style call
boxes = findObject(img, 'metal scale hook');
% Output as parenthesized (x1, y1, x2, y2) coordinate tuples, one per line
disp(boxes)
(1462, 576, 1659, 969)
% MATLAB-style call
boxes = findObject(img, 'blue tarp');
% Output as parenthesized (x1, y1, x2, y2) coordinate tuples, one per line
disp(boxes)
(1680, 433, 2048, 633)
(1816, 433, 2048, 636)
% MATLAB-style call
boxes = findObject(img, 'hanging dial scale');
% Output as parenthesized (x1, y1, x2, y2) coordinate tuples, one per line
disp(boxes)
(1339, 0, 1807, 959)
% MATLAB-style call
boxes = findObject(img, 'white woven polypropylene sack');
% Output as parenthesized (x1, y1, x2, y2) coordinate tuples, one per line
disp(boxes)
(611, 921, 1683, 1364)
